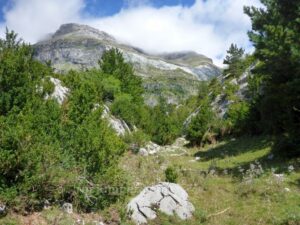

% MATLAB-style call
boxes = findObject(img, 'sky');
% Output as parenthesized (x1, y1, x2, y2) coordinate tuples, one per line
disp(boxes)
(0, 0, 263, 66)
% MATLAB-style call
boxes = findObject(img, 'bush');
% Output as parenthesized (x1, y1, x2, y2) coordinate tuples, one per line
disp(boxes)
(101, 76, 121, 101)
(165, 166, 178, 183)
(186, 99, 215, 146)
(226, 101, 250, 134)
(111, 94, 138, 127)
(124, 130, 150, 153)
(0, 31, 129, 213)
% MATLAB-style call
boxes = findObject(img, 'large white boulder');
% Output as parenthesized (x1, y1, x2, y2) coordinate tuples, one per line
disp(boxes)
(127, 182, 195, 224)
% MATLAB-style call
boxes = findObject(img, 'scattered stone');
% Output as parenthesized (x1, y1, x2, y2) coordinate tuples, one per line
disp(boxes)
(0, 204, 6, 215)
(284, 187, 291, 192)
(223, 169, 228, 175)
(139, 148, 149, 156)
(209, 169, 216, 176)
(173, 137, 189, 147)
(96, 222, 106, 225)
(288, 165, 295, 173)
(138, 137, 190, 157)
(74, 218, 84, 225)
(138, 142, 161, 156)
(44, 200, 51, 210)
(127, 182, 194, 224)
(273, 174, 284, 183)
(62, 203, 73, 214)
(195, 157, 200, 161)
(238, 166, 245, 174)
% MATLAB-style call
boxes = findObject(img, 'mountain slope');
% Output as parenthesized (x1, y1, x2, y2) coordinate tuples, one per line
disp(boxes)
(34, 23, 221, 105)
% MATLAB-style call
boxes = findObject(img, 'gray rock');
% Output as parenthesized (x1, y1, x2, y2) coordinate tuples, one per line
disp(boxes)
(45, 77, 69, 104)
(44, 200, 51, 210)
(0, 204, 6, 215)
(288, 165, 295, 173)
(273, 174, 284, 183)
(138, 141, 161, 156)
(101, 105, 131, 136)
(139, 148, 149, 156)
(127, 182, 194, 224)
(62, 203, 73, 214)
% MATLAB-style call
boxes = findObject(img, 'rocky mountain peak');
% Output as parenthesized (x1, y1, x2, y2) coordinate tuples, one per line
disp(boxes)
(52, 23, 115, 42)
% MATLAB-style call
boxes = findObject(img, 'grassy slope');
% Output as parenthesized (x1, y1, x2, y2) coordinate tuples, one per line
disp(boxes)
(1, 136, 299, 225)
(120, 136, 300, 225)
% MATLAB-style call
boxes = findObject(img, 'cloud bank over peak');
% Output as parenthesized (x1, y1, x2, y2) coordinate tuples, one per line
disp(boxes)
(0, 0, 263, 66)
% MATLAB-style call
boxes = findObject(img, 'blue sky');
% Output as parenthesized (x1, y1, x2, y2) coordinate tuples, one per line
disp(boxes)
(84, 0, 195, 17)
(0, 0, 262, 66)
(0, 0, 195, 22)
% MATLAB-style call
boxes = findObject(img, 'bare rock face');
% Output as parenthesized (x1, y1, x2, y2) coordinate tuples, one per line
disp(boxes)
(0, 204, 6, 215)
(127, 182, 195, 224)
(45, 77, 69, 104)
(101, 105, 131, 136)
(212, 64, 256, 117)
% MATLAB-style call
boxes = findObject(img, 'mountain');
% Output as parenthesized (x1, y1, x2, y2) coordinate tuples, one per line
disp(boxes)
(34, 23, 221, 105)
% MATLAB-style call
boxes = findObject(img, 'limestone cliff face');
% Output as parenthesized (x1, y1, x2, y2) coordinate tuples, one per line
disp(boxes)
(34, 23, 221, 105)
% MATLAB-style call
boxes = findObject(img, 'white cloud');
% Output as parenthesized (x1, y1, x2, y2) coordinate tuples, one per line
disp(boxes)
(0, 0, 84, 42)
(0, 0, 263, 66)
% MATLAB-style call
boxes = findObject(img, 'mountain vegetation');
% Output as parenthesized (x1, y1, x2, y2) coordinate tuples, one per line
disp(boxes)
(0, 0, 299, 224)
(186, 0, 300, 158)
(0, 31, 197, 214)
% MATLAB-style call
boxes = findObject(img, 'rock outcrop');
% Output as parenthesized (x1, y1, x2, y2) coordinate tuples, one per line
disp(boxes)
(0, 204, 6, 215)
(127, 182, 194, 224)
(45, 77, 69, 104)
(101, 105, 131, 136)
(34, 23, 221, 105)
(212, 64, 256, 117)
(184, 64, 256, 127)
(138, 137, 189, 156)
(138, 142, 161, 156)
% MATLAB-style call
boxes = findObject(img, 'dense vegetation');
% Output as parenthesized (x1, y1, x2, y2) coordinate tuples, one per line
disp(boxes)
(186, 0, 300, 158)
(244, 0, 300, 156)
(0, 30, 197, 213)
(0, 0, 299, 223)
(0, 32, 131, 213)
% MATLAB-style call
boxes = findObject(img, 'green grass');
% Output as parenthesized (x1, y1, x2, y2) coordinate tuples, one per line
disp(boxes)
(120, 135, 300, 225)
(1, 136, 299, 225)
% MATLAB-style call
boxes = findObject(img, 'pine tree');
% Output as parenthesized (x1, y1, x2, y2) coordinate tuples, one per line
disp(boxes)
(223, 44, 245, 78)
(244, 0, 300, 156)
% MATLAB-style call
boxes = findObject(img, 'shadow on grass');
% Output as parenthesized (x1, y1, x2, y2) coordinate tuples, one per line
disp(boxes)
(226, 154, 297, 178)
(194, 136, 271, 161)
(193, 135, 299, 180)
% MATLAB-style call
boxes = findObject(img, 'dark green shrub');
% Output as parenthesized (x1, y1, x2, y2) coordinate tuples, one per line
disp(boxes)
(0, 31, 129, 213)
(165, 166, 178, 183)
(226, 101, 250, 134)
(186, 99, 215, 145)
